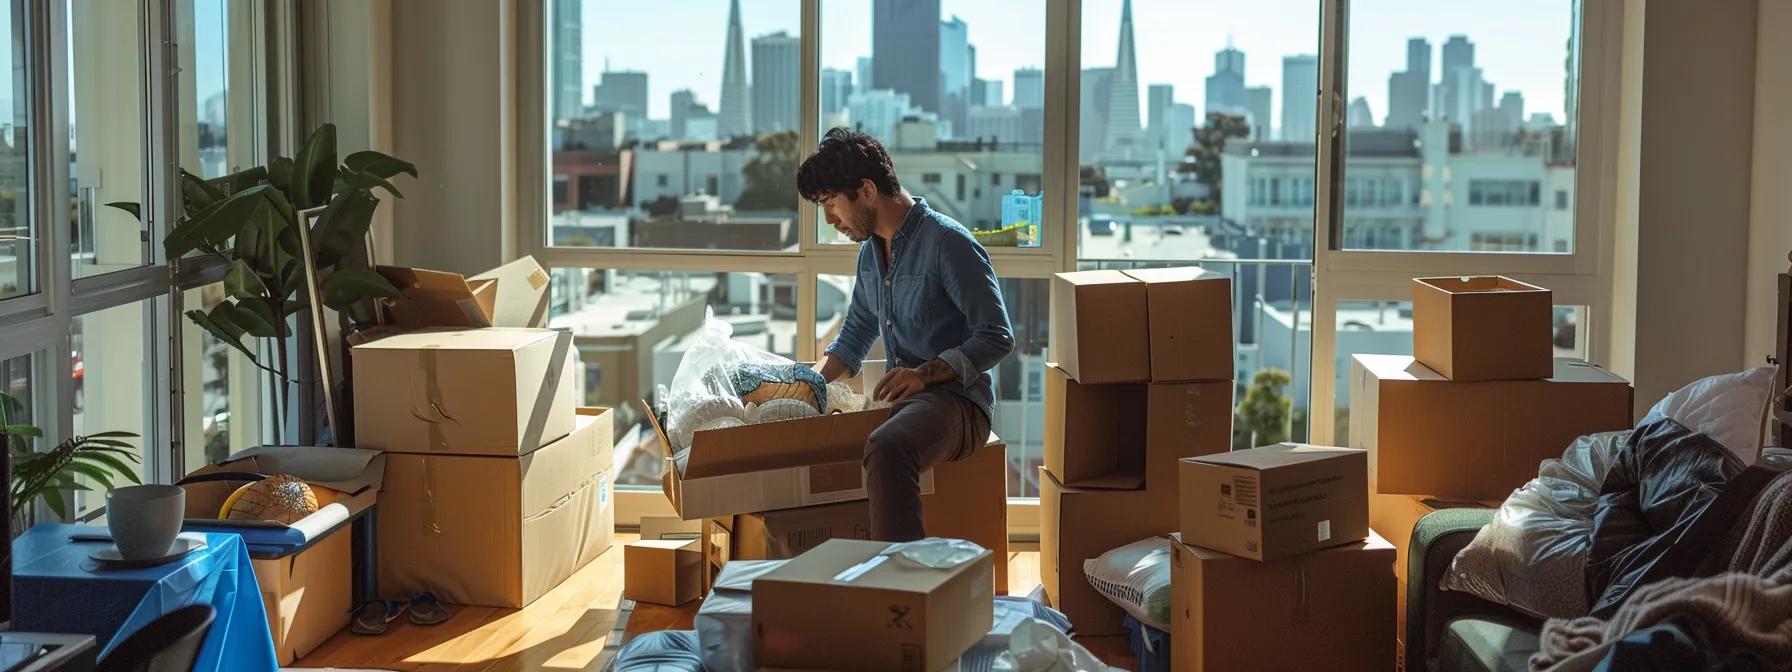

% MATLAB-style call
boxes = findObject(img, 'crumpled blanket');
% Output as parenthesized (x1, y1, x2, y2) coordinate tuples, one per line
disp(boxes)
(1532, 472, 1792, 671)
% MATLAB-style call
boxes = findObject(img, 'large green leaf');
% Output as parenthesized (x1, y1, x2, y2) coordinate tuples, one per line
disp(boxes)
(184, 307, 257, 361)
(165, 185, 272, 259)
(311, 191, 378, 268)
(208, 166, 270, 197)
(104, 202, 141, 221)
(280, 260, 303, 299)
(224, 260, 268, 300)
(269, 156, 295, 197)
(229, 297, 282, 338)
(39, 490, 68, 520)
(74, 452, 140, 484)
(339, 167, 404, 199)
(83, 431, 140, 440)
(320, 267, 401, 311)
(181, 169, 227, 210)
(64, 461, 116, 491)
(343, 150, 418, 180)
(4, 425, 42, 439)
(291, 124, 338, 209)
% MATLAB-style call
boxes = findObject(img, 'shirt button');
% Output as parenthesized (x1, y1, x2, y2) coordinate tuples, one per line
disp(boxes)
(884, 279, 890, 287)
(886, 319, 892, 327)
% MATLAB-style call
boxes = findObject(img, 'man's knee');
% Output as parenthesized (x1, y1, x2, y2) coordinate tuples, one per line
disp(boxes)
(864, 422, 915, 471)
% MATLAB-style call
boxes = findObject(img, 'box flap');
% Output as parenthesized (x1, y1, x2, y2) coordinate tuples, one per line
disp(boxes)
(1414, 275, 1549, 295)
(1186, 443, 1364, 470)
(377, 266, 494, 329)
(1056, 269, 1138, 287)
(1549, 358, 1630, 384)
(468, 256, 553, 328)
(1122, 266, 1221, 284)
(218, 445, 387, 495)
(683, 407, 892, 479)
(352, 327, 560, 351)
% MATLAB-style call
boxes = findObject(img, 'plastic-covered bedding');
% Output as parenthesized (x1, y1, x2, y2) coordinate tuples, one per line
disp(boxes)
(604, 630, 703, 672)
(662, 310, 829, 453)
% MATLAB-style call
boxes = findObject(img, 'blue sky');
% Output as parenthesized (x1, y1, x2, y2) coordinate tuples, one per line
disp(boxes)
(577, 0, 1574, 126)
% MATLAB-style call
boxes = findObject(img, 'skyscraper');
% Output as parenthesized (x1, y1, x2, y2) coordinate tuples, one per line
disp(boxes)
(551, 0, 583, 121)
(848, 89, 922, 142)
(857, 57, 875, 97)
(1245, 86, 1273, 140)
(873, 0, 943, 114)
(1281, 55, 1319, 143)
(1205, 45, 1247, 120)
(1079, 67, 1113, 162)
(1435, 35, 1490, 128)
(718, 0, 752, 137)
(752, 32, 802, 134)
(1146, 84, 1174, 150)
(671, 89, 697, 138)
(594, 70, 649, 117)
(1347, 97, 1375, 128)
(1102, 0, 1144, 156)
(1387, 38, 1431, 130)
(1013, 68, 1044, 110)
(821, 68, 854, 118)
(940, 16, 971, 133)
(972, 79, 1004, 107)
(1168, 103, 1196, 150)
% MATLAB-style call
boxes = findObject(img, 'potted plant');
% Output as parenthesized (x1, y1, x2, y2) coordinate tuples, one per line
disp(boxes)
(106, 124, 418, 442)
(2, 392, 141, 534)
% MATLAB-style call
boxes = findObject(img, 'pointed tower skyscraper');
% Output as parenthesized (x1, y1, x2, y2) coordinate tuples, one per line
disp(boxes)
(718, 0, 753, 138)
(1103, 0, 1143, 156)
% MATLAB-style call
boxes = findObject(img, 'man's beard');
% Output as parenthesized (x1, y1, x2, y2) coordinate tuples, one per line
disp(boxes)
(842, 206, 875, 242)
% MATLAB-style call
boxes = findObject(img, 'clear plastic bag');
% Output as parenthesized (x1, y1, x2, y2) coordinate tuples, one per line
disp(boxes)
(989, 618, 1114, 672)
(663, 309, 825, 451)
(883, 538, 988, 569)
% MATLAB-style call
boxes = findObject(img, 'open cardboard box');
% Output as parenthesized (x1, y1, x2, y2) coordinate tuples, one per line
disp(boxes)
(646, 360, 932, 521)
(373, 256, 551, 331)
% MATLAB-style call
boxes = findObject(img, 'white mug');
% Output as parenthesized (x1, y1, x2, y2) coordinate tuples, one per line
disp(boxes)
(106, 485, 186, 561)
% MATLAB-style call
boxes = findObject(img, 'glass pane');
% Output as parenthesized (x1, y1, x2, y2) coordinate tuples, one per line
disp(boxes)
(181, 283, 260, 470)
(1340, 3, 1578, 253)
(549, 268, 798, 489)
(0, 353, 32, 429)
(815, 2, 1047, 248)
(1079, 0, 1318, 263)
(0, 2, 28, 299)
(70, 0, 148, 276)
(1330, 300, 1590, 444)
(179, 0, 249, 181)
(549, 1, 802, 252)
(816, 274, 1049, 498)
(72, 299, 150, 517)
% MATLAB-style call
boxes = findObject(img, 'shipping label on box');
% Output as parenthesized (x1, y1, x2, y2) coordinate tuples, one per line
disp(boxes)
(1123, 267, 1235, 383)
(1050, 270, 1150, 384)
(1179, 443, 1369, 562)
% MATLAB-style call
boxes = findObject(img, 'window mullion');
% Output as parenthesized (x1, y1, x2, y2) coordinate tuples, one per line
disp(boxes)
(1309, 0, 1348, 444)
(797, 0, 819, 252)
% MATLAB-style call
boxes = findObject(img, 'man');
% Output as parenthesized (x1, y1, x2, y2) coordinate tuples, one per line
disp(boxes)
(798, 127, 1013, 542)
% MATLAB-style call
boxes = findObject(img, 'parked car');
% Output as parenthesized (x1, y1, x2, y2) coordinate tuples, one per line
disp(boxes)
(1088, 219, 1115, 236)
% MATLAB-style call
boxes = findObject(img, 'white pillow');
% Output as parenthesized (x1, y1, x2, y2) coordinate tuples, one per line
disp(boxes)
(1082, 537, 1173, 631)
(1648, 366, 1775, 464)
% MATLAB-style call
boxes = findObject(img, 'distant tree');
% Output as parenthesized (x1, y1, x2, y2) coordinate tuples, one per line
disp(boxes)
(644, 194, 680, 218)
(1179, 112, 1251, 211)
(735, 131, 800, 211)
(1236, 368, 1293, 447)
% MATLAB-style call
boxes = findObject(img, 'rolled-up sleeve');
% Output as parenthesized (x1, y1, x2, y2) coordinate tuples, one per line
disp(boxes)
(823, 262, 878, 377)
(936, 233, 1013, 386)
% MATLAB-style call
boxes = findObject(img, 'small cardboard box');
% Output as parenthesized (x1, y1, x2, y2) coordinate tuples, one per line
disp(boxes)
(1038, 467, 1178, 636)
(376, 266, 496, 330)
(178, 446, 385, 665)
(752, 539, 995, 672)
(467, 256, 553, 328)
(1350, 354, 1634, 499)
(1122, 267, 1234, 383)
(640, 516, 704, 542)
(1050, 270, 1150, 384)
(1170, 532, 1396, 672)
(1145, 380, 1234, 491)
(378, 407, 615, 608)
(353, 328, 577, 457)
(623, 539, 704, 607)
(1412, 276, 1553, 381)
(1179, 443, 1369, 562)
(1044, 365, 1147, 489)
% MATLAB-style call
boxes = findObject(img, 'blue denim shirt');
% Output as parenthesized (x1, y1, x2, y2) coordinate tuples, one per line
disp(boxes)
(824, 199, 1014, 418)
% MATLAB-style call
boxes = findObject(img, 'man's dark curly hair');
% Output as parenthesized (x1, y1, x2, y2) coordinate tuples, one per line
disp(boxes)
(796, 127, 901, 203)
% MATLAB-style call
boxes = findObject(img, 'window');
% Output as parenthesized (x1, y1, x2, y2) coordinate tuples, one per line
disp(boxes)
(71, 300, 151, 517)
(70, 0, 149, 277)
(0, 354, 32, 427)
(181, 283, 262, 469)
(1555, 189, 1569, 210)
(1467, 179, 1542, 207)
(0, 2, 28, 300)
(921, 173, 941, 185)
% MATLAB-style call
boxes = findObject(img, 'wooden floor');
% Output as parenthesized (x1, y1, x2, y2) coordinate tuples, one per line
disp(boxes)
(298, 534, 1136, 671)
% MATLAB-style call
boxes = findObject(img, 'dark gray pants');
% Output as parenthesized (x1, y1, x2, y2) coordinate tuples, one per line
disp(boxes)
(864, 387, 991, 542)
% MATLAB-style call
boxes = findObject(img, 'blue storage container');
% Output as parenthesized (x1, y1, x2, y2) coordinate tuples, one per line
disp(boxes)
(1124, 614, 1171, 672)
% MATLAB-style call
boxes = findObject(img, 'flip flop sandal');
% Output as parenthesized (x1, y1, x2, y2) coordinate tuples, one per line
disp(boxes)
(407, 591, 453, 626)
(351, 599, 406, 636)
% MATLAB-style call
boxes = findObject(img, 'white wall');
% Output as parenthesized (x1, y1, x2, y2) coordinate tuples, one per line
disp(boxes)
(1746, 0, 1792, 367)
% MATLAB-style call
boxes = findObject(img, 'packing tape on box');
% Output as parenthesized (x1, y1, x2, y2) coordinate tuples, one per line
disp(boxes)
(412, 346, 456, 452)
(1293, 555, 1311, 626)
(422, 456, 443, 535)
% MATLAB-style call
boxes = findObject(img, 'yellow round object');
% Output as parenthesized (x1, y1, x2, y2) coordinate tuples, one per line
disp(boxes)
(225, 474, 320, 524)
(218, 482, 255, 519)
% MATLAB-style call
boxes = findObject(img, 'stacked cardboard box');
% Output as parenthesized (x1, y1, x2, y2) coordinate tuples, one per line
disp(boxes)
(1351, 277, 1636, 666)
(1039, 268, 1234, 636)
(352, 257, 618, 609)
(1174, 444, 1395, 671)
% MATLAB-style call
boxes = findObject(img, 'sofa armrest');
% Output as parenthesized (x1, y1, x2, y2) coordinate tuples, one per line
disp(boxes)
(1406, 508, 1540, 669)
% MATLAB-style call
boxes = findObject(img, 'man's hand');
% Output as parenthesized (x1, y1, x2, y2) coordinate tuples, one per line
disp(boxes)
(813, 353, 852, 384)
(874, 359, 960, 403)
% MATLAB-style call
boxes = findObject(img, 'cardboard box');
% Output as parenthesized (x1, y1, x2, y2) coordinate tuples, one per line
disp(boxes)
(467, 256, 553, 328)
(353, 328, 577, 457)
(623, 539, 704, 607)
(734, 500, 873, 561)
(376, 266, 495, 330)
(1145, 380, 1234, 490)
(1044, 365, 1147, 489)
(640, 516, 704, 542)
(1412, 276, 1553, 381)
(378, 407, 615, 607)
(1170, 532, 1396, 672)
(1350, 355, 1634, 499)
(252, 529, 350, 665)
(1179, 443, 1369, 562)
(1050, 270, 1150, 384)
(1369, 494, 1496, 662)
(1123, 267, 1234, 383)
(752, 539, 995, 672)
(1039, 468, 1178, 636)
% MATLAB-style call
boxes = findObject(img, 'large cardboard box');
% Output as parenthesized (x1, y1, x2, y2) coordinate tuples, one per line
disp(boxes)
(1145, 380, 1234, 490)
(752, 539, 995, 672)
(1179, 443, 1369, 562)
(467, 256, 553, 328)
(1050, 270, 1150, 384)
(1123, 268, 1234, 383)
(623, 539, 703, 607)
(1350, 354, 1634, 499)
(1370, 494, 1497, 660)
(733, 501, 872, 561)
(378, 407, 615, 607)
(353, 328, 577, 457)
(1412, 276, 1553, 381)
(1044, 365, 1147, 489)
(252, 530, 350, 665)
(1039, 468, 1178, 636)
(1170, 532, 1396, 672)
